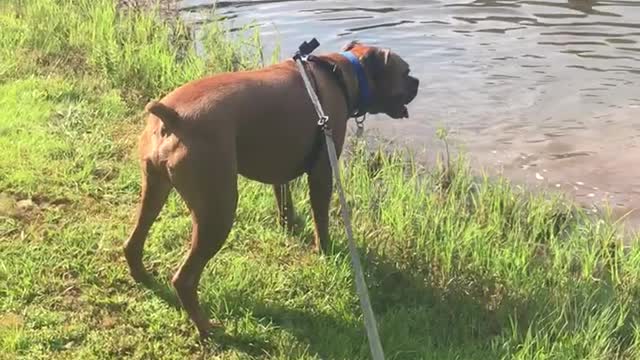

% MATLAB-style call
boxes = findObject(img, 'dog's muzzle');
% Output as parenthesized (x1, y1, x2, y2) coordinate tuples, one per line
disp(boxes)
(406, 76, 419, 104)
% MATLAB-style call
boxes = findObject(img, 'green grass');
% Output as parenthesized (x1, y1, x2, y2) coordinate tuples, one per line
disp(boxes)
(2, 0, 640, 359)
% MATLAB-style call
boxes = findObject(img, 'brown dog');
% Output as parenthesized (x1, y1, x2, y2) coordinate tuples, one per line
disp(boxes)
(123, 41, 419, 337)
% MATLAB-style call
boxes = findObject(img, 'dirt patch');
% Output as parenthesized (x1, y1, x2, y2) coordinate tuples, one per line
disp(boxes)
(0, 312, 24, 329)
(0, 193, 19, 218)
(0, 192, 71, 221)
(100, 315, 119, 329)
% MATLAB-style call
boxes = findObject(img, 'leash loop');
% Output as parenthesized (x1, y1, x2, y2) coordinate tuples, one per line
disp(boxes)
(292, 39, 385, 360)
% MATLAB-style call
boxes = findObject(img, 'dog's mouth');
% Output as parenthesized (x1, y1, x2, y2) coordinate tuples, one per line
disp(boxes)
(385, 93, 412, 118)
(388, 104, 409, 119)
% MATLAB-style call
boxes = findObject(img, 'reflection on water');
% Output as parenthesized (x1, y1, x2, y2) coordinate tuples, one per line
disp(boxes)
(178, 0, 640, 229)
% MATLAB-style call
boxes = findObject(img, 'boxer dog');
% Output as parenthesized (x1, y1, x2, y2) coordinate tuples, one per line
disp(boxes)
(123, 41, 419, 337)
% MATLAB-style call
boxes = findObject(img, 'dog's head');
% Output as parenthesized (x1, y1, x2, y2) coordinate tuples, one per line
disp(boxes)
(341, 41, 419, 119)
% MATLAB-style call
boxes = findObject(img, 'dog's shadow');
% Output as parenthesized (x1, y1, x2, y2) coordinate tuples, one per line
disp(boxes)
(210, 248, 543, 359)
(143, 245, 553, 359)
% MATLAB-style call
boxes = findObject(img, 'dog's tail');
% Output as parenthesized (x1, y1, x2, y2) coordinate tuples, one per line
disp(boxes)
(145, 100, 180, 130)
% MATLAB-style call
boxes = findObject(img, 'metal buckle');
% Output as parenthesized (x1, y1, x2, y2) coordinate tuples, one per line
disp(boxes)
(318, 115, 329, 127)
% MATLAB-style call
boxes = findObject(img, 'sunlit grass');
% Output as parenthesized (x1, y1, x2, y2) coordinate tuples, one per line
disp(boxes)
(1, 0, 640, 359)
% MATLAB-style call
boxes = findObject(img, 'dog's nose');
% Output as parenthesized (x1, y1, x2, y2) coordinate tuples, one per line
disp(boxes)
(410, 76, 419, 93)
(406, 76, 419, 103)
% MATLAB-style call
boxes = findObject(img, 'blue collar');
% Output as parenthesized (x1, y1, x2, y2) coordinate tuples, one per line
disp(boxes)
(339, 51, 371, 115)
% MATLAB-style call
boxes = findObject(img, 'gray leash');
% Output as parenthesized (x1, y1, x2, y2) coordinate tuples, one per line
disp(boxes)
(293, 42, 385, 360)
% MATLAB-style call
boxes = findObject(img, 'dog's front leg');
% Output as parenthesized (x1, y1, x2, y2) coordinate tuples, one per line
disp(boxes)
(308, 160, 332, 253)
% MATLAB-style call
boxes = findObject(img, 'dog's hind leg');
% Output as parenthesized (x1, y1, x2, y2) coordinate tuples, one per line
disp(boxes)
(124, 161, 172, 283)
(170, 152, 238, 338)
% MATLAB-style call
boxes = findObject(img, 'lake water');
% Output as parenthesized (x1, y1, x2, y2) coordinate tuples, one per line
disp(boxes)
(177, 0, 640, 229)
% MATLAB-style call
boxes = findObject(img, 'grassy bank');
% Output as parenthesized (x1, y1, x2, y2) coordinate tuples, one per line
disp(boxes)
(2, 1, 640, 359)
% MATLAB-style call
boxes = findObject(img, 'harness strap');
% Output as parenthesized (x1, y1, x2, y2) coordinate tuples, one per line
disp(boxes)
(300, 55, 369, 173)
(307, 55, 354, 115)
(300, 60, 326, 173)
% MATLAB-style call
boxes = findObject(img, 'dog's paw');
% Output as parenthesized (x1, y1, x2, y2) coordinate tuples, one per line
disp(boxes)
(198, 320, 225, 340)
(129, 268, 153, 285)
(312, 243, 329, 256)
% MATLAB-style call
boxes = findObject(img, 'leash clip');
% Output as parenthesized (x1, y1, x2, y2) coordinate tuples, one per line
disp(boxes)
(318, 115, 329, 128)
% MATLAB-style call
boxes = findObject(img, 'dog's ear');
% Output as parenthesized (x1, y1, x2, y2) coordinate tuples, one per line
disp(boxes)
(363, 47, 391, 75)
(378, 48, 390, 66)
(341, 40, 360, 51)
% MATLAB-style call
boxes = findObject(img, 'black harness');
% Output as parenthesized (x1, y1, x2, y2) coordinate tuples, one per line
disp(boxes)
(299, 55, 359, 174)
